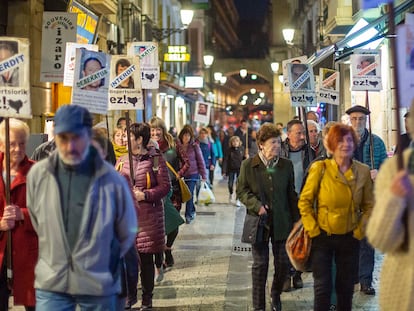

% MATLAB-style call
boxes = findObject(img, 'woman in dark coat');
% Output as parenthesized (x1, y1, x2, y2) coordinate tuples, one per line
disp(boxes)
(116, 122, 170, 310)
(237, 123, 299, 311)
(0, 118, 37, 311)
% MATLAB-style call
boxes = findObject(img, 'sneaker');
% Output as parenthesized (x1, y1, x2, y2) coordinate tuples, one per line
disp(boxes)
(292, 273, 303, 289)
(360, 284, 375, 295)
(236, 199, 241, 207)
(139, 305, 152, 311)
(329, 304, 337, 311)
(155, 266, 164, 282)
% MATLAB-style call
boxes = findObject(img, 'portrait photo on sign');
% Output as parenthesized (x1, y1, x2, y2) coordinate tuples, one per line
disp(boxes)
(79, 55, 106, 91)
(0, 40, 20, 87)
(287, 63, 314, 91)
(357, 56, 376, 75)
(321, 69, 338, 91)
(194, 101, 211, 124)
(114, 58, 135, 89)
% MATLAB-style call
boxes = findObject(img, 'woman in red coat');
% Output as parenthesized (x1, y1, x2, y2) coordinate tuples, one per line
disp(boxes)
(0, 118, 37, 311)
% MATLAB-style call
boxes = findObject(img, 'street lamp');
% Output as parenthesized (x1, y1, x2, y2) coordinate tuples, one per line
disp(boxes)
(282, 28, 295, 45)
(271, 62, 280, 74)
(203, 54, 214, 68)
(240, 69, 247, 78)
(143, 9, 195, 41)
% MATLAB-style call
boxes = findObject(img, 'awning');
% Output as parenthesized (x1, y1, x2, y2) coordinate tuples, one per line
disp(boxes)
(308, 0, 414, 67)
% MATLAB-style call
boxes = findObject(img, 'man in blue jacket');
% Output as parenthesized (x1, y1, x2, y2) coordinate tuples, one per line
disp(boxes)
(27, 104, 138, 309)
(346, 105, 387, 296)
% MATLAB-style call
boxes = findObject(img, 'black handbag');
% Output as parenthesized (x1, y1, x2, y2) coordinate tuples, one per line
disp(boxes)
(241, 213, 268, 244)
(241, 166, 268, 244)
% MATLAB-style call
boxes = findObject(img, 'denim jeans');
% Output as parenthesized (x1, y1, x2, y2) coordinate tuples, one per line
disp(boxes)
(36, 289, 117, 311)
(184, 174, 199, 221)
(228, 171, 239, 195)
(311, 231, 359, 311)
(358, 237, 375, 286)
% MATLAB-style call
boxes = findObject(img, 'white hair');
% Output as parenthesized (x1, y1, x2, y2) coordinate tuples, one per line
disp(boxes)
(307, 119, 320, 132)
(0, 118, 30, 143)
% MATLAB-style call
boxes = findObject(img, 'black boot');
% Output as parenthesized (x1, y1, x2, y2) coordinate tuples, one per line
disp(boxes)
(165, 249, 174, 267)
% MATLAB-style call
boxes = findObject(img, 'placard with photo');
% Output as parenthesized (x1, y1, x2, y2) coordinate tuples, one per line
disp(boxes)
(351, 49, 382, 91)
(317, 68, 340, 105)
(71, 49, 110, 114)
(0, 37, 31, 118)
(108, 55, 143, 110)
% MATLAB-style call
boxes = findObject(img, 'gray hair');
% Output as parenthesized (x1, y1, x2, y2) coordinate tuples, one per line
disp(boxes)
(307, 119, 320, 132)
(0, 118, 30, 143)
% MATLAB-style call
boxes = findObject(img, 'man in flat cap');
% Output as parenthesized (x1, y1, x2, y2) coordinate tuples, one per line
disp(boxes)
(346, 104, 387, 296)
(27, 104, 138, 310)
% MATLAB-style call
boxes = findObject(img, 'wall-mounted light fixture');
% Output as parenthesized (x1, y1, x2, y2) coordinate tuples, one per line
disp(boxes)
(142, 9, 194, 41)
(282, 28, 295, 45)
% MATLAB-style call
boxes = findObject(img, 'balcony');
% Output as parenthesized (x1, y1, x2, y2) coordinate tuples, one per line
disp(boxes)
(89, 0, 118, 15)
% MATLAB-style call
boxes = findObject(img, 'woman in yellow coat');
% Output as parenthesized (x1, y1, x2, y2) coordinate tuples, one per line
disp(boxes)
(298, 123, 373, 311)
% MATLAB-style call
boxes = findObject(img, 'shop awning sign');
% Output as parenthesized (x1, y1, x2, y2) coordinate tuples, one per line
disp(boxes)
(40, 12, 77, 82)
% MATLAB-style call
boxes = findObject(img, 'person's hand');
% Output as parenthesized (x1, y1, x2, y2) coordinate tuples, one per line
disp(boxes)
(218, 158, 223, 165)
(370, 169, 378, 181)
(390, 170, 412, 197)
(0, 205, 17, 230)
(133, 188, 146, 202)
(210, 164, 215, 170)
(14, 205, 23, 221)
(258, 205, 268, 215)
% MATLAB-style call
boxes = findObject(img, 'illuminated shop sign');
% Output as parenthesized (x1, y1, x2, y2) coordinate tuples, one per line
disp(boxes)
(164, 46, 191, 62)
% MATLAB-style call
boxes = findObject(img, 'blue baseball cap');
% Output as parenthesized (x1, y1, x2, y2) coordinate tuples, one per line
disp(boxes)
(54, 105, 92, 135)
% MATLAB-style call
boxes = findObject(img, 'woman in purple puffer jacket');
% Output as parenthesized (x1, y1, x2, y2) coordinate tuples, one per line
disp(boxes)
(177, 125, 207, 224)
(116, 122, 170, 311)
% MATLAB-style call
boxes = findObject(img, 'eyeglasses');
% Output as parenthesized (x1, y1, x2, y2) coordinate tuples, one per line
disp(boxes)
(350, 117, 366, 122)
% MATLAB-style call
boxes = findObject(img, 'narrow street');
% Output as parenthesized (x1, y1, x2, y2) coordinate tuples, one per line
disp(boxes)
(10, 173, 382, 310)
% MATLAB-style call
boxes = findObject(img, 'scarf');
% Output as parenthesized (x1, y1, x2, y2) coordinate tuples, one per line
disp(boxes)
(113, 143, 128, 160)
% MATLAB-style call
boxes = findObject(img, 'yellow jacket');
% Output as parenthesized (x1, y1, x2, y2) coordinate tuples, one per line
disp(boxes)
(298, 158, 374, 239)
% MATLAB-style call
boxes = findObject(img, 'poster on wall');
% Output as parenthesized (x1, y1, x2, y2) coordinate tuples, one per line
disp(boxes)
(63, 42, 98, 86)
(71, 49, 110, 114)
(40, 12, 77, 82)
(351, 49, 382, 91)
(127, 42, 159, 89)
(317, 68, 340, 105)
(287, 63, 316, 107)
(282, 55, 307, 93)
(108, 55, 143, 110)
(0, 37, 31, 118)
(194, 101, 211, 124)
(396, 23, 414, 108)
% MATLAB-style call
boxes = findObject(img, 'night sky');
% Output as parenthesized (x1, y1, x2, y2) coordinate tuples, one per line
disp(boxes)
(234, 0, 270, 58)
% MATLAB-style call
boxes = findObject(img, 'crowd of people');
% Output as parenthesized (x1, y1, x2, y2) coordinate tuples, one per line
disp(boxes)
(0, 103, 413, 311)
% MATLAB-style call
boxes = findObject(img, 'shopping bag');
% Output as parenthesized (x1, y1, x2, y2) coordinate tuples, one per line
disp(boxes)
(178, 178, 192, 203)
(285, 220, 311, 272)
(198, 181, 215, 204)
